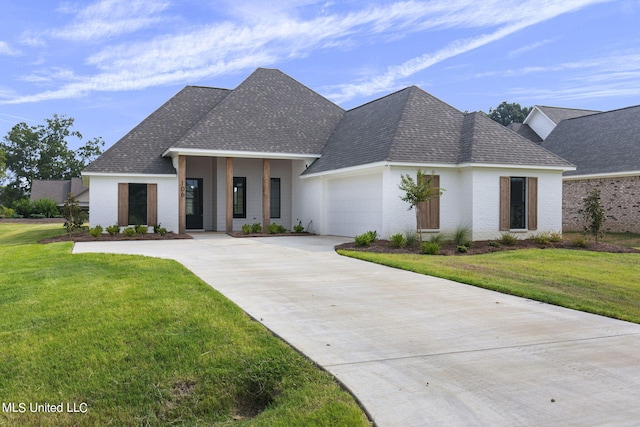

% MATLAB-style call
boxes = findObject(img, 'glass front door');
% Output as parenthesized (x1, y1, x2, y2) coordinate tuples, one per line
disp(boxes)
(186, 178, 203, 229)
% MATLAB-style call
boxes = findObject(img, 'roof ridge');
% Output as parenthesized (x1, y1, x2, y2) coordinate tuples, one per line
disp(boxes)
(563, 103, 640, 121)
(345, 86, 414, 113)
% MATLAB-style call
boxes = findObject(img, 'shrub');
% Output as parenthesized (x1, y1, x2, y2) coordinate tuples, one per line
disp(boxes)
(499, 232, 518, 246)
(0, 206, 17, 219)
(405, 230, 419, 247)
(389, 233, 407, 248)
(32, 197, 59, 218)
(421, 242, 440, 255)
(293, 220, 305, 233)
(12, 198, 33, 217)
(457, 245, 468, 253)
(580, 188, 606, 243)
(134, 224, 148, 235)
(89, 225, 103, 238)
(452, 226, 471, 246)
(354, 230, 378, 247)
(156, 227, 167, 236)
(251, 223, 262, 233)
(29, 213, 47, 219)
(268, 223, 286, 234)
(123, 227, 136, 237)
(488, 240, 500, 248)
(106, 225, 120, 236)
(571, 235, 588, 248)
(548, 231, 563, 243)
(241, 224, 252, 234)
(428, 234, 444, 244)
(530, 232, 551, 246)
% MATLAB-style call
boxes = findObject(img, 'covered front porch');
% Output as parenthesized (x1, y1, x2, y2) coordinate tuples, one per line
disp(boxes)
(172, 154, 310, 234)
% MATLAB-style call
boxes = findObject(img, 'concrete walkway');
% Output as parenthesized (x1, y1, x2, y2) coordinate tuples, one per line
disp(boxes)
(73, 234, 640, 426)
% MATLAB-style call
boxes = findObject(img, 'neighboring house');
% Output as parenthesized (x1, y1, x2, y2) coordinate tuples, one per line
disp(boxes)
(540, 106, 640, 233)
(30, 177, 89, 209)
(522, 105, 599, 140)
(82, 68, 574, 240)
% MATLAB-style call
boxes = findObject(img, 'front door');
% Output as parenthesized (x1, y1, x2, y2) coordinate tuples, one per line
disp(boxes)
(186, 178, 203, 229)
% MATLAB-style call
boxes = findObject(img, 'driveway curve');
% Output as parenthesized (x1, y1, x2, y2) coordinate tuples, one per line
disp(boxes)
(74, 234, 640, 426)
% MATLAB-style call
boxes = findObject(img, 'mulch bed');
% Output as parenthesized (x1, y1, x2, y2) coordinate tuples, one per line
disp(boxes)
(227, 232, 315, 238)
(335, 238, 640, 256)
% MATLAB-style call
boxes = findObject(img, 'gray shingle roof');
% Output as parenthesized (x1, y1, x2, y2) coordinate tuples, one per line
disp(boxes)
(506, 122, 543, 143)
(305, 86, 572, 175)
(84, 86, 230, 174)
(174, 68, 345, 155)
(542, 105, 640, 176)
(30, 177, 87, 204)
(536, 106, 599, 125)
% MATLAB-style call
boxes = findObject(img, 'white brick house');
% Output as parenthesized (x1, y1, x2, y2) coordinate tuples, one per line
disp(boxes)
(82, 68, 573, 240)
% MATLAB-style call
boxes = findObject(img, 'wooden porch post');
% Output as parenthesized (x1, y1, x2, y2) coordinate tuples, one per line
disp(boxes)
(226, 157, 233, 233)
(178, 155, 186, 234)
(262, 159, 270, 230)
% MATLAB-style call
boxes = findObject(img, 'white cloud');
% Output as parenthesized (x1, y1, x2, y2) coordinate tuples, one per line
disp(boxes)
(1, 0, 615, 105)
(0, 41, 20, 56)
(50, 0, 171, 41)
(508, 39, 555, 58)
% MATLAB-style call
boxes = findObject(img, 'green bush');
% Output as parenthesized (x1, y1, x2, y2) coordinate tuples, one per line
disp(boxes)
(134, 224, 148, 235)
(62, 194, 87, 233)
(488, 240, 500, 248)
(251, 223, 262, 233)
(499, 232, 518, 246)
(123, 227, 136, 237)
(29, 213, 47, 219)
(12, 198, 33, 217)
(389, 233, 407, 248)
(452, 226, 471, 246)
(0, 206, 17, 219)
(421, 242, 440, 255)
(267, 223, 287, 234)
(530, 232, 551, 245)
(153, 223, 167, 235)
(293, 220, 305, 233)
(106, 225, 120, 236)
(241, 224, 252, 234)
(548, 232, 563, 243)
(457, 245, 468, 253)
(571, 235, 588, 248)
(89, 225, 103, 238)
(32, 197, 59, 218)
(354, 230, 378, 247)
(405, 230, 419, 247)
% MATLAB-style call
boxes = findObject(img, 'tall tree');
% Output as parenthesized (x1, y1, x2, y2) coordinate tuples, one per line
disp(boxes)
(0, 114, 104, 203)
(487, 101, 532, 126)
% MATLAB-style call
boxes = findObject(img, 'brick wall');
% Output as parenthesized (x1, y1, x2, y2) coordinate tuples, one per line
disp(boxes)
(563, 175, 640, 233)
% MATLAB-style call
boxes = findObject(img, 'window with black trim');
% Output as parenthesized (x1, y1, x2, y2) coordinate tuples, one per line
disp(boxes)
(270, 178, 281, 218)
(128, 183, 147, 225)
(510, 177, 526, 229)
(233, 177, 246, 218)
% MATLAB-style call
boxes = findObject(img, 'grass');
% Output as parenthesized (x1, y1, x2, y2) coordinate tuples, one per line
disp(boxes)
(564, 231, 640, 249)
(0, 223, 370, 426)
(339, 247, 640, 324)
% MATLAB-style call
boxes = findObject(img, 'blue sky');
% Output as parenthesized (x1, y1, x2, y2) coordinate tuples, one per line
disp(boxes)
(1, 0, 639, 150)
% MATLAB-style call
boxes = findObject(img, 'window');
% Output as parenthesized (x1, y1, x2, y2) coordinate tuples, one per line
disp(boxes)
(500, 177, 537, 231)
(270, 178, 281, 218)
(510, 177, 526, 229)
(233, 177, 246, 218)
(118, 183, 157, 226)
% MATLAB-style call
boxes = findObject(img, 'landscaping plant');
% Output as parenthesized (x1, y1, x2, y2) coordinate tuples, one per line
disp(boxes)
(61, 193, 87, 233)
(389, 233, 407, 248)
(580, 188, 606, 243)
(398, 170, 444, 244)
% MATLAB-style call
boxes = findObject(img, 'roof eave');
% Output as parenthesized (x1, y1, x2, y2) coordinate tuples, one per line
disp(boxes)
(162, 147, 321, 161)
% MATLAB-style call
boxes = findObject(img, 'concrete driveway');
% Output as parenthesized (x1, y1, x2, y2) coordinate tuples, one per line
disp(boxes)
(73, 234, 640, 426)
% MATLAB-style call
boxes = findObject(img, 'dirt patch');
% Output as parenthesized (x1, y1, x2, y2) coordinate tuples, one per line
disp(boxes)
(40, 231, 192, 244)
(335, 238, 639, 256)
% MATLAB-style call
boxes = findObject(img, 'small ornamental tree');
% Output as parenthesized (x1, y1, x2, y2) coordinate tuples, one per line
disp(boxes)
(62, 192, 87, 233)
(398, 170, 444, 244)
(579, 188, 606, 243)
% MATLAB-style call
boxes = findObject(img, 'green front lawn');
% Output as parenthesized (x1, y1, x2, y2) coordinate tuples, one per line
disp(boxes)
(339, 247, 640, 324)
(0, 224, 370, 426)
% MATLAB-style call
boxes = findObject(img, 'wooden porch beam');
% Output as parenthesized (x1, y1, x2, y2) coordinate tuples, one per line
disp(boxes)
(226, 157, 233, 233)
(178, 155, 186, 234)
(262, 159, 271, 230)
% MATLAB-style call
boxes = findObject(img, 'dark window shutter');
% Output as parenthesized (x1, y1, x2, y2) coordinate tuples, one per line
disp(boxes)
(499, 177, 510, 231)
(527, 177, 538, 230)
(118, 183, 128, 226)
(147, 184, 158, 227)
